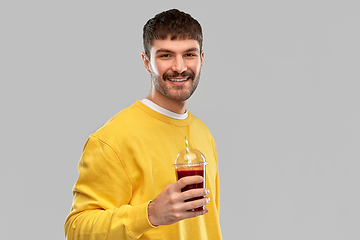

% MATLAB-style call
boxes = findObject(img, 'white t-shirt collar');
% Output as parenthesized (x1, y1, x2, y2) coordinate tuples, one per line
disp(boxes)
(140, 99, 188, 120)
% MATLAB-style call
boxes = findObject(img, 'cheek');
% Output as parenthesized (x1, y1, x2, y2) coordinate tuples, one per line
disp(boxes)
(191, 61, 202, 74)
(150, 60, 167, 76)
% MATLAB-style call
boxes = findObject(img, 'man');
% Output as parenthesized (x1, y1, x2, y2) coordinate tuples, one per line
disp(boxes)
(65, 9, 222, 240)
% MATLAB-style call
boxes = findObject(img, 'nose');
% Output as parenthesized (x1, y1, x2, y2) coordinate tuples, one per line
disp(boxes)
(172, 56, 187, 73)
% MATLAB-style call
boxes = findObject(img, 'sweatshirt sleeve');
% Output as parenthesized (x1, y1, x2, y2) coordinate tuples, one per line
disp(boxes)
(64, 135, 155, 240)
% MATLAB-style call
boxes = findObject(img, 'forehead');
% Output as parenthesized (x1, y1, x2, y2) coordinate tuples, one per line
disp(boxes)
(150, 37, 200, 54)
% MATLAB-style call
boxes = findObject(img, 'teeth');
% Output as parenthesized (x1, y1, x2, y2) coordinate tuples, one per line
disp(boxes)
(168, 77, 188, 82)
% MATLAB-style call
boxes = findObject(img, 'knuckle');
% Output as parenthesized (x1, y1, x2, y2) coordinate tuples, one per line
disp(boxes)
(174, 213, 182, 219)
(178, 177, 188, 185)
(189, 200, 199, 209)
(166, 183, 175, 191)
(171, 204, 181, 213)
(169, 195, 177, 204)
(188, 190, 197, 198)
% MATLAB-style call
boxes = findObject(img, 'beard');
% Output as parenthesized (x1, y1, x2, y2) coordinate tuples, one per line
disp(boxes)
(151, 70, 201, 102)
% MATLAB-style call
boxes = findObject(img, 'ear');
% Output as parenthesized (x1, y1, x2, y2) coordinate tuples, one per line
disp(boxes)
(200, 50, 205, 70)
(141, 52, 152, 74)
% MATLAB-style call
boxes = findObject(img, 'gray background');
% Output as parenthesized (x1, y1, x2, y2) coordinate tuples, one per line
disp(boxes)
(1, 1, 359, 239)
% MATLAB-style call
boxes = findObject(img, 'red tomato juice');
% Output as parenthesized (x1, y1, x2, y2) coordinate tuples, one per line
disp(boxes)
(176, 166, 206, 211)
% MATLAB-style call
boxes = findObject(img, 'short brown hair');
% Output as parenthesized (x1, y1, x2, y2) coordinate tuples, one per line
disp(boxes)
(143, 9, 203, 58)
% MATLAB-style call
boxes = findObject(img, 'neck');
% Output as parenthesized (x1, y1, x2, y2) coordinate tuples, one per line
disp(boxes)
(146, 90, 187, 114)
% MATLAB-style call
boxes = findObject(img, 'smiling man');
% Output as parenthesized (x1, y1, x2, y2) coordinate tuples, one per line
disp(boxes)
(143, 38, 204, 112)
(65, 9, 222, 240)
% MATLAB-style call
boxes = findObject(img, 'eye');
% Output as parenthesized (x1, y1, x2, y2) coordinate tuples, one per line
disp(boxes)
(185, 53, 197, 57)
(160, 54, 171, 58)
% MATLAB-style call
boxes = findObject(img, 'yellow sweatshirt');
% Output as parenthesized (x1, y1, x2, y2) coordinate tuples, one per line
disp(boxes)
(65, 100, 222, 240)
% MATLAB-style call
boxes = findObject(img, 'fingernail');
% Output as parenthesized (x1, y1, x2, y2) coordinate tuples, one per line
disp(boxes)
(206, 197, 210, 203)
(205, 189, 210, 195)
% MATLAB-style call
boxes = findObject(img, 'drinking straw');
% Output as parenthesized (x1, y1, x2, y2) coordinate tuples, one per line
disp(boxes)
(185, 136, 190, 164)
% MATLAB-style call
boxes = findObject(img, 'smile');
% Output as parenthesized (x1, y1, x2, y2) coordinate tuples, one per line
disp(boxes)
(167, 77, 189, 82)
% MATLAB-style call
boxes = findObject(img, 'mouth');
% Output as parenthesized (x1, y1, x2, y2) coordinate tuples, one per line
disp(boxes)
(167, 77, 189, 82)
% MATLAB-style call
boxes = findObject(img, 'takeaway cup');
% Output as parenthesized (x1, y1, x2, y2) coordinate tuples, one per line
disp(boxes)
(173, 149, 208, 211)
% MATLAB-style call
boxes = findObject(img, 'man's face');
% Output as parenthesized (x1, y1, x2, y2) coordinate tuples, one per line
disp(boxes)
(143, 37, 204, 102)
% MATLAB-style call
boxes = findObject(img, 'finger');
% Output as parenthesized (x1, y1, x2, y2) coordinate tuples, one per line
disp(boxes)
(181, 208, 209, 220)
(175, 176, 204, 191)
(183, 197, 210, 211)
(179, 188, 209, 202)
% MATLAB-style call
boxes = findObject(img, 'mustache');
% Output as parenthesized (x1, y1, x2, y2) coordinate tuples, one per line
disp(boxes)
(163, 71, 195, 79)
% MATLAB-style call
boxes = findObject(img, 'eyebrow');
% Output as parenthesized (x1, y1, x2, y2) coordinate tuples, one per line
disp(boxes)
(155, 48, 200, 54)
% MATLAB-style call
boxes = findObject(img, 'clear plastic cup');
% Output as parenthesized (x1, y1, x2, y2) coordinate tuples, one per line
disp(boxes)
(173, 149, 208, 211)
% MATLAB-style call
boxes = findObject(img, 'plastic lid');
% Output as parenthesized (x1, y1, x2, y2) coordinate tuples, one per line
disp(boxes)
(174, 149, 206, 164)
